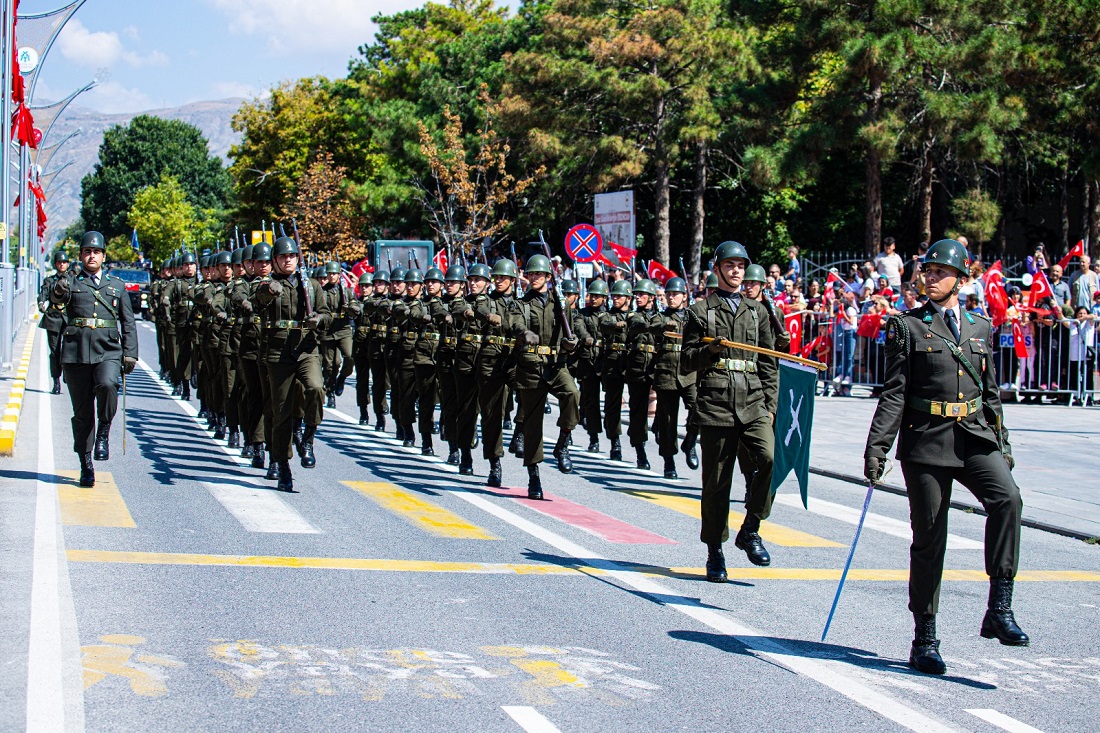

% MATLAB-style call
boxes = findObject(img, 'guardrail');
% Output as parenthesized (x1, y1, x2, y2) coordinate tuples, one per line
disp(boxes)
(1, 264, 41, 369)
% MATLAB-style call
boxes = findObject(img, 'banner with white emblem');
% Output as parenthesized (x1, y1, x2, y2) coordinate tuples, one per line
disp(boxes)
(770, 361, 817, 507)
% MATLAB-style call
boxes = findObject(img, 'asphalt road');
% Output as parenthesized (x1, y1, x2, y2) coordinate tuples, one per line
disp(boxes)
(2, 321, 1098, 733)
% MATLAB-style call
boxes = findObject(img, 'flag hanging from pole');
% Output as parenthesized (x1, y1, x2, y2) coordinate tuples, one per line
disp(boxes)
(770, 361, 817, 508)
(647, 260, 676, 285)
(1057, 240, 1085, 271)
(1027, 269, 1055, 309)
(131, 228, 140, 252)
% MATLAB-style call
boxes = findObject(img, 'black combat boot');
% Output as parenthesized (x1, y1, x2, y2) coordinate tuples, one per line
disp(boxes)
(459, 448, 474, 476)
(335, 376, 346, 396)
(180, 382, 190, 401)
(395, 423, 405, 441)
(402, 426, 416, 448)
(635, 444, 650, 470)
(706, 545, 727, 583)
(509, 428, 525, 458)
(240, 442, 253, 458)
(214, 415, 227, 441)
(78, 452, 95, 488)
(251, 443, 266, 469)
(527, 464, 543, 500)
(199, 402, 209, 420)
(326, 392, 336, 409)
(735, 517, 771, 566)
(553, 430, 573, 474)
(586, 433, 600, 453)
(682, 431, 699, 470)
(300, 426, 317, 468)
(277, 461, 295, 492)
(503, 418, 513, 431)
(663, 457, 678, 479)
(292, 419, 305, 453)
(446, 442, 460, 465)
(375, 416, 386, 432)
(171, 382, 181, 396)
(93, 423, 111, 461)
(227, 427, 239, 448)
(980, 578, 1030, 646)
(421, 435, 435, 456)
(50, 377, 61, 395)
(359, 410, 369, 426)
(265, 454, 280, 481)
(486, 457, 503, 487)
(909, 614, 947, 674)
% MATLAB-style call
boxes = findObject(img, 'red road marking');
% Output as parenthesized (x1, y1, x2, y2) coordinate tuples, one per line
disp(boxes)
(491, 486, 676, 545)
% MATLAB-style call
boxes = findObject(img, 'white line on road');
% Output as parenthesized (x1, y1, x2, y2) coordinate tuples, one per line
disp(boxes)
(774, 493, 984, 550)
(964, 709, 1044, 733)
(502, 706, 564, 733)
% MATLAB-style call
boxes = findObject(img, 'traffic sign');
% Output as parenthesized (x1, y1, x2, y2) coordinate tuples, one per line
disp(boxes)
(564, 224, 602, 264)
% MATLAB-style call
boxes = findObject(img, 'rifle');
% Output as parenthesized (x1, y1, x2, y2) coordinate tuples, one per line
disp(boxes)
(279, 222, 288, 239)
(410, 249, 421, 270)
(679, 256, 694, 304)
(291, 218, 301, 246)
(539, 229, 574, 340)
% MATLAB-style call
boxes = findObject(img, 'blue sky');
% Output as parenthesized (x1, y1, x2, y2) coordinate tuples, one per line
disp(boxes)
(21, 0, 429, 113)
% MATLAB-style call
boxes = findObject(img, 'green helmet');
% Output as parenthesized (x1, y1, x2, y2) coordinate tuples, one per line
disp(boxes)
(587, 279, 609, 297)
(445, 265, 467, 282)
(560, 279, 579, 294)
(610, 280, 633, 297)
(491, 259, 518, 278)
(242, 245, 255, 261)
(525, 254, 552, 275)
(325, 261, 342, 275)
(200, 255, 212, 269)
(53, 250, 69, 264)
(214, 251, 233, 266)
(373, 270, 390, 283)
(468, 263, 491, 280)
(390, 266, 407, 282)
(744, 264, 767, 283)
(80, 231, 106, 251)
(231, 248, 245, 265)
(424, 267, 445, 282)
(705, 273, 719, 289)
(633, 279, 658, 296)
(272, 236, 299, 256)
(664, 277, 687, 293)
(358, 272, 373, 285)
(180, 252, 197, 265)
(161, 259, 172, 270)
(252, 243, 272, 262)
(923, 238, 971, 275)
(404, 269, 424, 284)
(714, 240, 750, 264)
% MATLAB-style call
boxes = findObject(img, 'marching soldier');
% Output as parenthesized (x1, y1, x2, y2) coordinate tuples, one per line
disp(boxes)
(228, 247, 253, 453)
(384, 266, 408, 439)
(167, 252, 198, 400)
(653, 276, 698, 479)
(437, 265, 467, 464)
(351, 272, 374, 424)
(38, 250, 70, 395)
(152, 259, 176, 384)
(393, 269, 424, 447)
(365, 271, 392, 430)
(510, 255, 581, 498)
(476, 259, 519, 486)
(623, 279, 663, 469)
(577, 279, 608, 452)
(410, 267, 446, 455)
(680, 241, 778, 583)
(864, 238, 1027, 675)
(321, 261, 356, 408)
(255, 236, 331, 491)
(454, 263, 491, 475)
(600, 280, 635, 461)
(49, 232, 138, 487)
(233, 244, 267, 464)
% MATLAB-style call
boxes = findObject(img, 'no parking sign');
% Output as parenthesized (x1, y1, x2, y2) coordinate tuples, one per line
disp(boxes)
(564, 224, 602, 264)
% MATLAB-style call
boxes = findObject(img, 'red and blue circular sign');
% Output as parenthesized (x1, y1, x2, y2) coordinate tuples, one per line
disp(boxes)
(564, 224, 602, 264)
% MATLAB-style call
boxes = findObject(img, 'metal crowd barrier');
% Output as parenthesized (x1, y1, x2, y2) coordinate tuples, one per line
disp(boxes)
(0, 264, 41, 368)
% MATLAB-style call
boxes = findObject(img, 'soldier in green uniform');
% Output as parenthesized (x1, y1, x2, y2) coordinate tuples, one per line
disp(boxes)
(510, 255, 581, 498)
(577, 279, 608, 452)
(210, 250, 243, 445)
(623, 279, 663, 469)
(350, 272, 373, 424)
(255, 237, 331, 490)
(226, 247, 252, 452)
(153, 259, 176, 384)
(653, 277, 698, 479)
(38, 250, 70, 395)
(476, 259, 519, 486)
(392, 269, 424, 447)
(599, 280, 635, 461)
(167, 252, 198, 400)
(321, 261, 356, 409)
(233, 245, 266, 463)
(864, 238, 1027, 676)
(384, 266, 408, 439)
(680, 241, 778, 583)
(409, 267, 446, 455)
(437, 265, 467, 464)
(454, 263, 491, 475)
(50, 232, 138, 487)
(366, 271, 392, 430)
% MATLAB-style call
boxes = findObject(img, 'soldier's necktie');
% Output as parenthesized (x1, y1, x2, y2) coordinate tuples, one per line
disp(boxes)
(944, 308, 961, 343)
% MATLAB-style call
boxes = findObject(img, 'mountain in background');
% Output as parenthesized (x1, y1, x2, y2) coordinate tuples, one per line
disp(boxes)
(39, 97, 244, 236)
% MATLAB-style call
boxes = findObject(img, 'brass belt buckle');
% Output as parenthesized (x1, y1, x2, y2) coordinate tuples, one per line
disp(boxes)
(89, 321, 96, 329)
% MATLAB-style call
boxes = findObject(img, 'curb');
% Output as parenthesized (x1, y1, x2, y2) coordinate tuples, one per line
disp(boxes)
(0, 324, 37, 456)
(808, 466, 1100, 544)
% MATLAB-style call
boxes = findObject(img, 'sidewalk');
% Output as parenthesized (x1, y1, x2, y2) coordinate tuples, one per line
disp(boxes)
(0, 317, 38, 455)
(808, 394, 1100, 542)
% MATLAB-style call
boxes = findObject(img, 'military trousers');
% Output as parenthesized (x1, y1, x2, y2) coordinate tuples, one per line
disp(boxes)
(238, 356, 265, 444)
(322, 334, 354, 392)
(267, 352, 324, 461)
(626, 379, 653, 447)
(385, 346, 401, 424)
(517, 365, 580, 466)
(369, 354, 389, 421)
(352, 346, 371, 413)
(601, 373, 625, 439)
(414, 362, 438, 438)
(901, 448, 1022, 616)
(655, 386, 697, 458)
(453, 360, 480, 451)
(257, 359, 274, 446)
(202, 344, 224, 413)
(160, 325, 177, 379)
(221, 354, 238, 428)
(63, 359, 121, 454)
(698, 416, 775, 546)
(436, 352, 458, 442)
(394, 353, 418, 429)
(477, 351, 511, 459)
(173, 327, 193, 384)
(46, 329, 63, 380)
(579, 369, 602, 439)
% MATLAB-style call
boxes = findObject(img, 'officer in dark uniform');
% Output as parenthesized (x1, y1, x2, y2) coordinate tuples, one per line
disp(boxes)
(476, 259, 519, 486)
(454, 263, 491, 475)
(653, 276, 698, 479)
(350, 272, 373, 423)
(600, 279, 634, 461)
(38, 250, 70, 394)
(577, 279, 608, 452)
(680, 241, 778, 582)
(50, 232, 138, 487)
(624, 279, 663, 469)
(321, 260, 355, 407)
(864, 238, 1027, 676)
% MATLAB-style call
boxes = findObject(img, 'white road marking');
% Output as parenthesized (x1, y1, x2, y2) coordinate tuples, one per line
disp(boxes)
(503, 706, 564, 733)
(964, 709, 1044, 733)
(774, 494, 984, 550)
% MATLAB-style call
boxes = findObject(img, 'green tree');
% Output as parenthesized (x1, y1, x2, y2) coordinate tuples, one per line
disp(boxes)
(81, 115, 230, 240)
(127, 174, 196, 262)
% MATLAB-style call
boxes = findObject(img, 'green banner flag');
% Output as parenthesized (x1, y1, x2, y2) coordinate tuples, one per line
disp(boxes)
(770, 361, 817, 507)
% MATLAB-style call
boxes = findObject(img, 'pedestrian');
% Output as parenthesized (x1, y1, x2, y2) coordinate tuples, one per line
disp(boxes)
(874, 236, 904, 290)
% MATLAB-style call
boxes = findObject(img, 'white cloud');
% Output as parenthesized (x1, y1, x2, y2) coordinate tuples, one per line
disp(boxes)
(83, 81, 154, 114)
(57, 20, 168, 69)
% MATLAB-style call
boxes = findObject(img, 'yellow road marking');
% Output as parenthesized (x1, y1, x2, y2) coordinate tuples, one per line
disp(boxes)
(626, 489, 842, 547)
(58, 471, 136, 528)
(342, 480, 498, 540)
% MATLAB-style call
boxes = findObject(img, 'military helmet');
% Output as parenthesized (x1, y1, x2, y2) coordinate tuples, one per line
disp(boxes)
(53, 250, 69, 264)
(445, 265, 467, 282)
(714, 240, 750, 264)
(272, 236, 299, 256)
(242, 244, 255, 261)
(404, 269, 424, 284)
(161, 259, 172, 270)
(587, 279, 609, 297)
(214, 251, 233, 266)
(231, 248, 245, 265)
(743, 264, 767, 283)
(705, 273, 719, 289)
(325, 261, 342, 275)
(525, 254, 552, 275)
(633, 278, 658, 296)
(491, 258, 518, 278)
(180, 252, 197, 265)
(424, 267, 445, 282)
(610, 280, 633, 297)
(560, 279, 579, 294)
(310, 267, 323, 279)
(664, 277, 687, 294)
(390, 266, 407, 282)
(200, 255, 212, 269)
(373, 269, 390, 283)
(358, 272, 373, 285)
(252, 243, 272, 262)
(80, 231, 106, 251)
(467, 263, 491, 280)
(923, 239, 971, 275)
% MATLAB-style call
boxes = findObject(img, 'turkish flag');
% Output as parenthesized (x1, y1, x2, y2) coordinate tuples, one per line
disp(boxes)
(606, 240, 637, 267)
(1057, 240, 1085, 271)
(647, 260, 676, 286)
(785, 312, 803, 354)
(857, 311, 884, 338)
(1027, 269, 1055, 309)
(985, 260, 1009, 327)
(1011, 320, 1029, 359)
(433, 249, 448, 271)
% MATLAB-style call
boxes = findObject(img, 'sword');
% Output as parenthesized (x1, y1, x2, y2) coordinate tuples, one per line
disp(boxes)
(821, 460, 892, 641)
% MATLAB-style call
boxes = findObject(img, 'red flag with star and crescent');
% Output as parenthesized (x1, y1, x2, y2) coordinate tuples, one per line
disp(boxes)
(1027, 269, 1055, 309)
(646, 260, 676, 286)
(784, 312, 803, 354)
(1057, 240, 1085, 271)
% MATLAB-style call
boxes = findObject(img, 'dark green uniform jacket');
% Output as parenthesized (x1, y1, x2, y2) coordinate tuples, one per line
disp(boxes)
(51, 270, 138, 365)
(255, 273, 331, 363)
(654, 306, 695, 391)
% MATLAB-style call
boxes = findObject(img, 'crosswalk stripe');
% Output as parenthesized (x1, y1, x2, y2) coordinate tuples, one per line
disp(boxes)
(624, 488, 843, 547)
(203, 482, 320, 534)
(773, 493, 984, 550)
(343, 481, 498, 539)
(965, 709, 1045, 733)
(57, 471, 136, 528)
